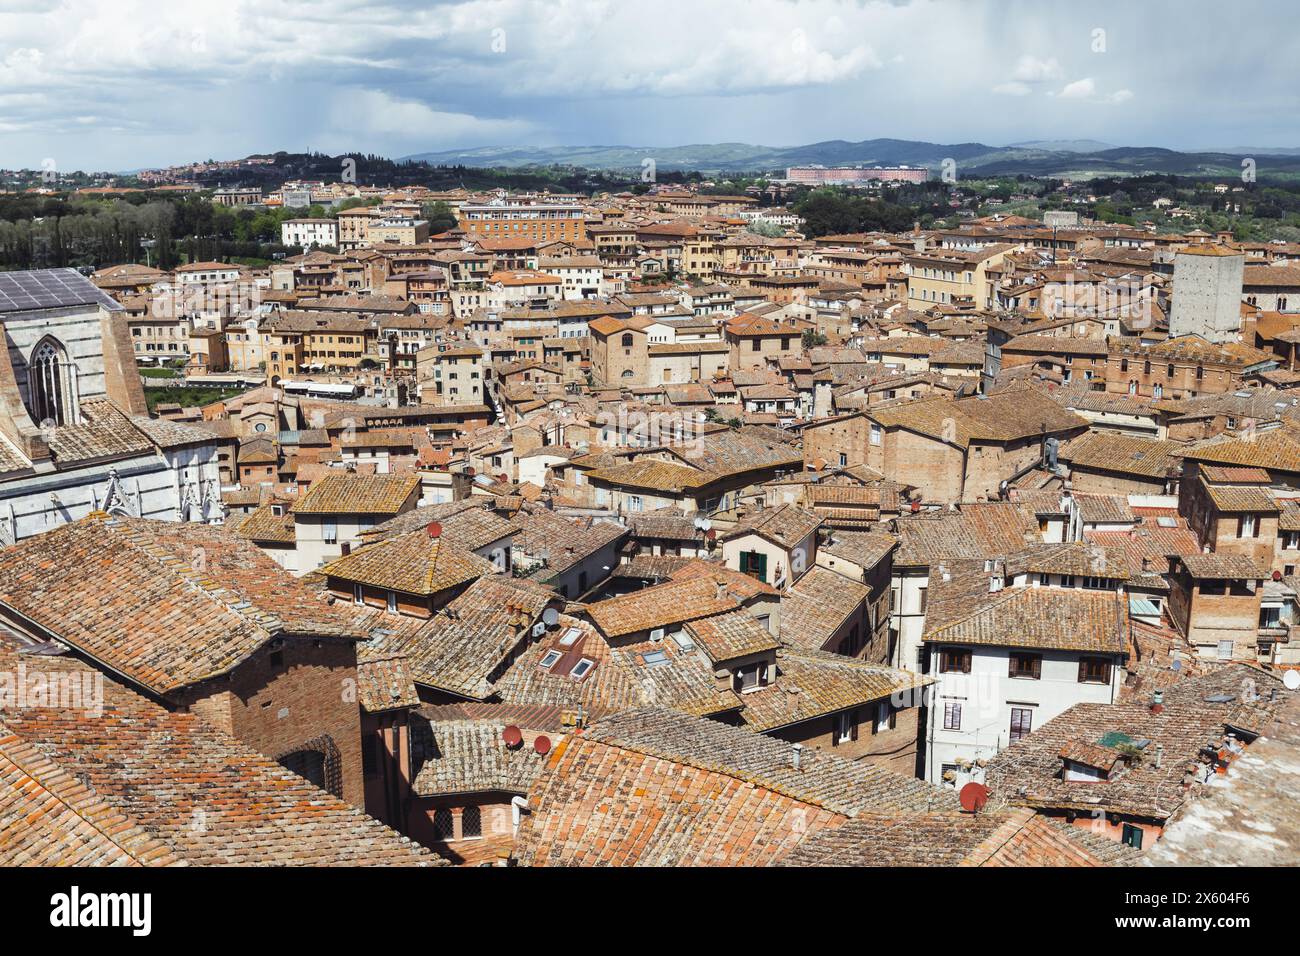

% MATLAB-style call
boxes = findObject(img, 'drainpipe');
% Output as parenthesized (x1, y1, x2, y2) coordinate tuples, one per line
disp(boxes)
(511, 795, 530, 833)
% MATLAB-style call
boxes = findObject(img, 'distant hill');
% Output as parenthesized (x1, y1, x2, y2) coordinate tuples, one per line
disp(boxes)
(1006, 139, 1116, 153)
(401, 137, 1300, 179)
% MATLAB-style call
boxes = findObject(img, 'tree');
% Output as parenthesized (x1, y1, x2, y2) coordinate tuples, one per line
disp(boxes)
(421, 201, 457, 233)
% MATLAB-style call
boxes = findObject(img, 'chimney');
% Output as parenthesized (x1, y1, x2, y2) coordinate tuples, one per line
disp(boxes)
(1150, 689, 1164, 715)
(791, 743, 803, 771)
(1154, 744, 1164, 769)
(340, 541, 351, 556)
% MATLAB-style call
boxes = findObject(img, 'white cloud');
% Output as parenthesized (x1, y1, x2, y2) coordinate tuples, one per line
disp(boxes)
(1108, 88, 1134, 104)
(326, 90, 533, 145)
(1011, 55, 1062, 83)
(993, 81, 1032, 96)
(1059, 77, 1096, 99)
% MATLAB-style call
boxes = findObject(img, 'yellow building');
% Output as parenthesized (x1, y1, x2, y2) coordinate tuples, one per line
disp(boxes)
(904, 244, 1014, 310)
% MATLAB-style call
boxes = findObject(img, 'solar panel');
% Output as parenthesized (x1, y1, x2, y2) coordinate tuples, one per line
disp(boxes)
(0, 268, 122, 315)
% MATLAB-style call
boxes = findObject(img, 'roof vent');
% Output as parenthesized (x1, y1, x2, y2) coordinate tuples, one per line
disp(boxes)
(1150, 689, 1164, 715)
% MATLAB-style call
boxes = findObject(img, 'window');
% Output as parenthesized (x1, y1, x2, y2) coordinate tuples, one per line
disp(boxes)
(26, 337, 74, 427)
(621, 333, 633, 347)
(643, 649, 669, 666)
(943, 701, 962, 730)
(1121, 824, 1144, 850)
(322, 518, 338, 544)
(432, 808, 454, 841)
(834, 710, 855, 744)
(1008, 653, 1041, 679)
(739, 550, 768, 582)
(917, 586, 928, 614)
(735, 662, 768, 692)
(939, 647, 971, 673)
(870, 423, 882, 446)
(1009, 707, 1033, 741)
(461, 806, 482, 839)
(362, 735, 380, 777)
(1261, 606, 1282, 628)
(353, 583, 364, 606)
(1238, 514, 1257, 538)
(539, 649, 562, 669)
(1083, 575, 1108, 590)
(387, 591, 398, 613)
(1077, 656, 1111, 684)
(1217, 640, 1235, 661)
(839, 453, 848, 467)
(570, 658, 595, 679)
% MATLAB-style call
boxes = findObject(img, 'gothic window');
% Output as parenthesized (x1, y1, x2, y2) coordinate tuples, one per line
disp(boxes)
(27, 338, 76, 427)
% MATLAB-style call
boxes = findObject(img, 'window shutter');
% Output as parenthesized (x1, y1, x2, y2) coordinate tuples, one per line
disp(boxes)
(850, 709, 859, 741)
(1077, 658, 1087, 683)
(1032, 655, 1042, 680)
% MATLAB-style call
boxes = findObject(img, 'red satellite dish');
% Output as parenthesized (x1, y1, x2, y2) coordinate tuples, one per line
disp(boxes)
(427, 521, 442, 539)
(1274, 570, 1284, 582)
(706, 529, 716, 541)
(465, 466, 476, 477)
(502, 725, 523, 748)
(534, 735, 552, 756)
(497, 473, 509, 484)
(959, 782, 991, 813)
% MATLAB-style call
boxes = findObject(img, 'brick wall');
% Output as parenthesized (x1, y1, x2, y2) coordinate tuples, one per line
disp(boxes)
(181, 638, 365, 808)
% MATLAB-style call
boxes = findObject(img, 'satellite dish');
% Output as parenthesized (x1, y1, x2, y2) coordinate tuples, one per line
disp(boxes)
(959, 782, 991, 814)
(1171, 659, 1182, 672)
(502, 725, 523, 748)
(699, 518, 712, 532)
(534, 735, 552, 756)
(541, 607, 559, 627)
(1284, 671, 1300, 691)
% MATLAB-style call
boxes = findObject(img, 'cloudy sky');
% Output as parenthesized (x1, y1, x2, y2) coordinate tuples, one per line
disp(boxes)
(2, 0, 1296, 171)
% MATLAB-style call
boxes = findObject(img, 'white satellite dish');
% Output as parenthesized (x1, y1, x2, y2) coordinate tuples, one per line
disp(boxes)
(1284, 670, 1300, 691)
(699, 519, 711, 532)
(541, 607, 559, 627)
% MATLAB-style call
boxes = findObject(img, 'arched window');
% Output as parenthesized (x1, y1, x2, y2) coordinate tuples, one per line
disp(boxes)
(461, 805, 482, 839)
(278, 749, 326, 791)
(275, 735, 342, 796)
(621, 333, 634, 347)
(27, 337, 76, 427)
